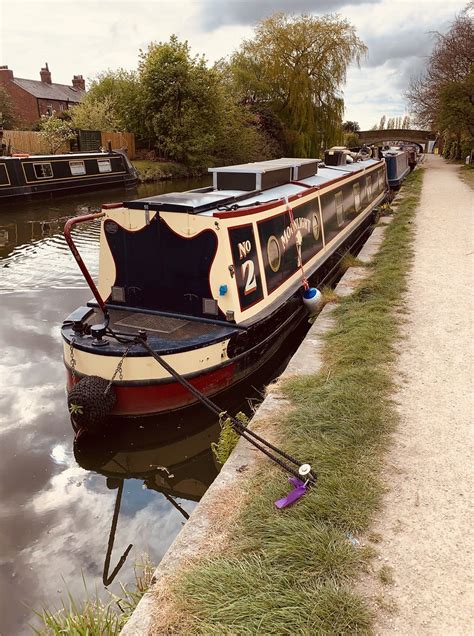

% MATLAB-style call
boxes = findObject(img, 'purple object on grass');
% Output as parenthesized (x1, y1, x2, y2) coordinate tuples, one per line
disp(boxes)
(275, 477, 307, 509)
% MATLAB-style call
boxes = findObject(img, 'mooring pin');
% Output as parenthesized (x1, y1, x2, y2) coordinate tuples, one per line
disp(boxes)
(298, 463, 312, 477)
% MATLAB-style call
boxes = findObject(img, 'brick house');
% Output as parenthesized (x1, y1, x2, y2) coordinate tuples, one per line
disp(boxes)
(0, 63, 86, 127)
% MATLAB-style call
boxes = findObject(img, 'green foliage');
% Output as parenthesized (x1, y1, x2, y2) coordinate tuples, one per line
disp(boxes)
(70, 95, 121, 131)
(138, 36, 221, 165)
(437, 68, 474, 159)
(0, 85, 18, 128)
(460, 164, 474, 190)
(132, 159, 204, 182)
(406, 8, 473, 156)
(32, 559, 154, 635)
(167, 171, 424, 634)
(82, 68, 140, 133)
(344, 131, 360, 148)
(38, 114, 76, 153)
(230, 13, 367, 156)
(211, 412, 247, 465)
(342, 120, 360, 133)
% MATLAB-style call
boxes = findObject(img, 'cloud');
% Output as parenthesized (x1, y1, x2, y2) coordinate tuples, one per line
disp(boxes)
(200, 0, 381, 30)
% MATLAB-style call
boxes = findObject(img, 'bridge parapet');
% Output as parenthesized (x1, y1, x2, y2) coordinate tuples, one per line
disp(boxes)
(357, 129, 436, 145)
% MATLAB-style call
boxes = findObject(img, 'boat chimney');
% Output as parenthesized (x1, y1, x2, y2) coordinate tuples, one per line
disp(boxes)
(40, 63, 52, 84)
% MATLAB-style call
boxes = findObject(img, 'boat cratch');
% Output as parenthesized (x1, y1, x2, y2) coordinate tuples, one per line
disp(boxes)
(0, 149, 138, 201)
(62, 152, 389, 419)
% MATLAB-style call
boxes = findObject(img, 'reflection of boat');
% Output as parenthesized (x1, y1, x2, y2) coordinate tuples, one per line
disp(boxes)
(0, 150, 138, 202)
(74, 414, 220, 501)
(74, 414, 221, 585)
(62, 155, 387, 417)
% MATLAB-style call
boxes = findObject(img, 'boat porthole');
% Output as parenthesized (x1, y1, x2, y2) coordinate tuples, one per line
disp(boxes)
(267, 235, 281, 272)
(312, 213, 320, 240)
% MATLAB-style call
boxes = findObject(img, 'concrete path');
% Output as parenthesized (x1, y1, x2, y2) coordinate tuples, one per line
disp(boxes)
(373, 156, 474, 634)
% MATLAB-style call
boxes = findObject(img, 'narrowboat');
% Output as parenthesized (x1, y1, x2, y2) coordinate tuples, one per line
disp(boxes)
(399, 143, 419, 171)
(0, 149, 138, 201)
(62, 152, 388, 418)
(381, 147, 411, 188)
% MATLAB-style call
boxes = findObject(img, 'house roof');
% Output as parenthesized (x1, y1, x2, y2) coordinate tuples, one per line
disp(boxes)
(12, 78, 85, 102)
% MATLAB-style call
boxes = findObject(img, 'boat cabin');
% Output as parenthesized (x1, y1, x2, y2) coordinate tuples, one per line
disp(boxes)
(95, 156, 387, 327)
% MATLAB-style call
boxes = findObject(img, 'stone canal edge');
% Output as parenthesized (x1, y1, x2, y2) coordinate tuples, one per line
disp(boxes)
(121, 209, 394, 635)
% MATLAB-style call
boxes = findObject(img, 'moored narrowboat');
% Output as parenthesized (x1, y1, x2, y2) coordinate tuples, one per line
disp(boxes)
(0, 150, 138, 202)
(62, 153, 388, 418)
(381, 147, 410, 188)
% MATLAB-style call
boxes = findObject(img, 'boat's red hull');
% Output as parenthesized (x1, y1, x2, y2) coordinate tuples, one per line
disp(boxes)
(67, 361, 236, 416)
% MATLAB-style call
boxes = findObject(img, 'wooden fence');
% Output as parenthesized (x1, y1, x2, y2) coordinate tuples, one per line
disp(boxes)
(2, 130, 136, 159)
(100, 131, 136, 159)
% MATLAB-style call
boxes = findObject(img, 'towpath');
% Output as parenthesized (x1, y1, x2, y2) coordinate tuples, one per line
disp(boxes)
(372, 155, 473, 633)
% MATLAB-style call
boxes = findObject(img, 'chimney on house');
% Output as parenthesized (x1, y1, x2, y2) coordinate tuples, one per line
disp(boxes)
(72, 74, 85, 91)
(40, 63, 52, 84)
(0, 65, 14, 82)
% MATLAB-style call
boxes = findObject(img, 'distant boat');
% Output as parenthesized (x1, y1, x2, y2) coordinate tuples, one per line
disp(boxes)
(62, 153, 388, 418)
(0, 149, 138, 201)
(381, 147, 411, 188)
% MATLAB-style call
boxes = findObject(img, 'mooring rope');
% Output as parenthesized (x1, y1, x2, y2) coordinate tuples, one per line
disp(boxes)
(104, 329, 316, 486)
(284, 196, 309, 291)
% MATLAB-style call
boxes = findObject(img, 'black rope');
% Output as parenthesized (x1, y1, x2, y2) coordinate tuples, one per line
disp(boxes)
(102, 480, 133, 586)
(162, 492, 190, 520)
(104, 330, 316, 485)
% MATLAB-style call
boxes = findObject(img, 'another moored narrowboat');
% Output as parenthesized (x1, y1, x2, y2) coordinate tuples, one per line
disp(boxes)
(62, 153, 388, 418)
(381, 147, 411, 188)
(0, 150, 138, 202)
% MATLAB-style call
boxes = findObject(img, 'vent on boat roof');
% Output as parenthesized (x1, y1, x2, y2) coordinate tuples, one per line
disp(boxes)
(209, 158, 319, 191)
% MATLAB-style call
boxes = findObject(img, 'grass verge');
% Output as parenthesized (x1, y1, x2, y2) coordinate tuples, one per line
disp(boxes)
(459, 164, 474, 191)
(132, 160, 206, 182)
(158, 169, 424, 634)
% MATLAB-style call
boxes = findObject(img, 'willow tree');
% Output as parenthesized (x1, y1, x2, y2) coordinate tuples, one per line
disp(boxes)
(230, 13, 367, 156)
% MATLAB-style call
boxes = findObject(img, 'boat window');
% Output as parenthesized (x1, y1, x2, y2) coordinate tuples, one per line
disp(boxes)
(267, 235, 281, 272)
(378, 170, 384, 191)
(33, 163, 53, 179)
(366, 175, 372, 198)
(312, 212, 320, 240)
(353, 183, 361, 212)
(335, 191, 344, 226)
(69, 160, 86, 176)
(97, 158, 112, 173)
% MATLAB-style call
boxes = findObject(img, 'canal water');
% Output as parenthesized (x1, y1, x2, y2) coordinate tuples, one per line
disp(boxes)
(0, 179, 308, 634)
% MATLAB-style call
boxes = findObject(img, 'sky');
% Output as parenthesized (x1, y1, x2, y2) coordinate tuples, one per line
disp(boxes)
(0, 0, 468, 130)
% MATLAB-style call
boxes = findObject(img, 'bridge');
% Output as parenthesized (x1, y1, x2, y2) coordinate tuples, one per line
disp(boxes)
(357, 129, 437, 150)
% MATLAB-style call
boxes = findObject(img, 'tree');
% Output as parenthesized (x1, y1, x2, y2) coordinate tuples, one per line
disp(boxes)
(342, 120, 360, 133)
(138, 36, 223, 164)
(438, 67, 474, 157)
(81, 69, 140, 133)
(0, 85, 18, 128)
(406, 8, 473, 128)
(38, 114, 76, 153)
(378, 115, 386, 130)
(230, 13, 367, 156)
(70, 95, 122, 131)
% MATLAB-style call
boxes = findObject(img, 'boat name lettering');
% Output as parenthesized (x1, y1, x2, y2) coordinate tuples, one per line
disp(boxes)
(280, 216, 312, 250)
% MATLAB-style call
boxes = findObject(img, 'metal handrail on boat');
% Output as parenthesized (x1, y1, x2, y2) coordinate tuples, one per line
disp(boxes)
(64, 212, 107, 316)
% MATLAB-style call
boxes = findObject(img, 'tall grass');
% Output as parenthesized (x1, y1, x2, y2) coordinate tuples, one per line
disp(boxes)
(31, 559, 154, 635)
(162, 170, 424, 634)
